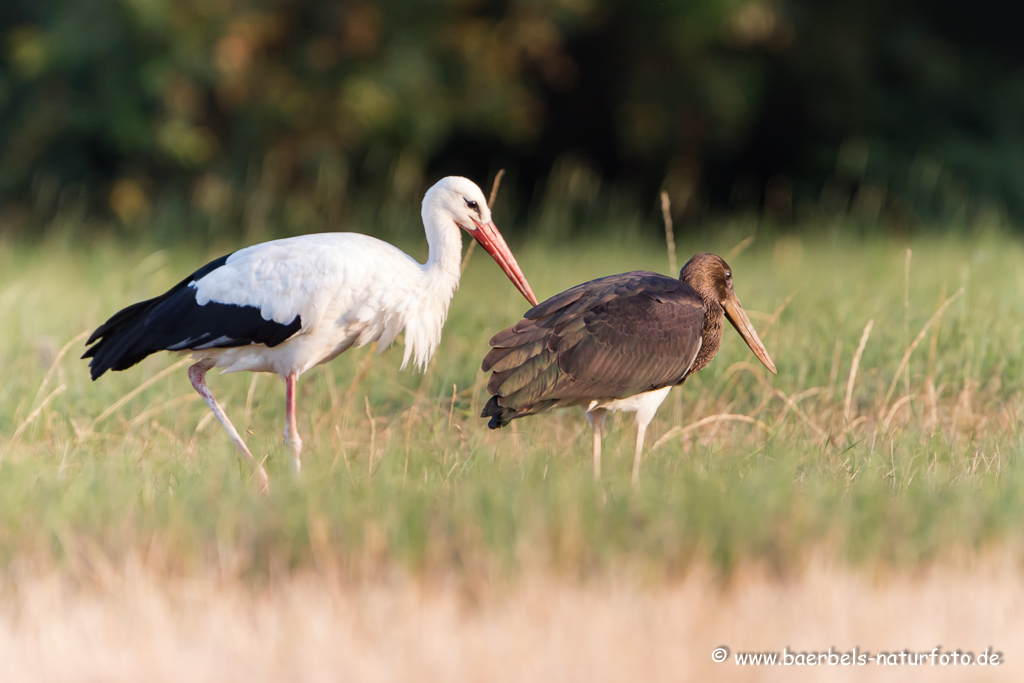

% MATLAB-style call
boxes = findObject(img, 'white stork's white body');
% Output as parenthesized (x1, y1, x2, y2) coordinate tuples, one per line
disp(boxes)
(189, 230, 459, 377)
(85, 177, 538, 491)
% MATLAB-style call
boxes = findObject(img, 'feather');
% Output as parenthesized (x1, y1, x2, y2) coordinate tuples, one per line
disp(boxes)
(480, 270, 706, 423)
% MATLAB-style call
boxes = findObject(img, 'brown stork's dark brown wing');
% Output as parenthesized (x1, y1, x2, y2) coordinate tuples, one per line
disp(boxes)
(481, 271, 705, 427)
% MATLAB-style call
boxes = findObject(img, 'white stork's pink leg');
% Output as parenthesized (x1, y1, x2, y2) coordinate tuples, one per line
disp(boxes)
(284, 372, 302, 477)
(188, 361, 270, 492)
(586, 408, 607, 481)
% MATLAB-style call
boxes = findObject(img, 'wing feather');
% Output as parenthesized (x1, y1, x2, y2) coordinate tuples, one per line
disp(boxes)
(84, 232, 423, 379)
(481, 271, 705, 421)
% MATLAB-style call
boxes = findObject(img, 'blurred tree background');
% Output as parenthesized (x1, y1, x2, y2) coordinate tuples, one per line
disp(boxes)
(1, 0, 1022, 239)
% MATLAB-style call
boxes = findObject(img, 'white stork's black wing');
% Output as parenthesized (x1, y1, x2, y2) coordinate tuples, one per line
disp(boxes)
(83, 253, 302, 379)
(481, 271, 705, 427)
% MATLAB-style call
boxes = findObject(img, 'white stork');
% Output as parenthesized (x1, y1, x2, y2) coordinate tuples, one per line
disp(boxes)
(84, 176, 538, 491)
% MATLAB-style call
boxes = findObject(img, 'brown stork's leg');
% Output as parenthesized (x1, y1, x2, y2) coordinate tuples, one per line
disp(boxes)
(631, 420, 648, 486)
(586, 408, 608, 481)
(284, 372, 303, 477)
(188, 361, 270, 493)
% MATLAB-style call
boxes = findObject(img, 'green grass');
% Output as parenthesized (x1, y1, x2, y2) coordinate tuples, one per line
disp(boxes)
(1, 227, 1023, 582)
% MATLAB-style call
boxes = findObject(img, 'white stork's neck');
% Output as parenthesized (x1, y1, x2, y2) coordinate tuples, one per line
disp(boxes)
(400, 202, 464, 371)
(423, 202, 465, 285)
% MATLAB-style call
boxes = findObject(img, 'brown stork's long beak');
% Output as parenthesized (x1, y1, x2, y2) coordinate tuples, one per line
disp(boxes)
(722, 293, 777, 374)
(469, 219, 538, 306)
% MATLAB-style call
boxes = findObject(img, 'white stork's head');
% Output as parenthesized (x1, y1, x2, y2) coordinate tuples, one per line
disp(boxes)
(425, 176, 494, 231)
(423, 176, 538, 306)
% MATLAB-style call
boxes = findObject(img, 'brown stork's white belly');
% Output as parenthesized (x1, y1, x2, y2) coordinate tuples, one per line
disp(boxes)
(582, 336, 701, 428)
(587, 386, 673, 425)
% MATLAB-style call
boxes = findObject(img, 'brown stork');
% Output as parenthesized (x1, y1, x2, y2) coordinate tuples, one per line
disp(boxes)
(480, 252, 776, 483)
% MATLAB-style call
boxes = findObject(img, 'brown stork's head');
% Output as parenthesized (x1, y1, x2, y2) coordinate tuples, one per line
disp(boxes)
(680, 253, 777, 374)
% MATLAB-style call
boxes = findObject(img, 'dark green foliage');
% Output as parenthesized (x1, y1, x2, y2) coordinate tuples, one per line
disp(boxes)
(2, 0, 1022, 236)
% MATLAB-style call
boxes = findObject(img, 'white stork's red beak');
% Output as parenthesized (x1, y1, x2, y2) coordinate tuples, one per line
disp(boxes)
(469, 219, 539, 306)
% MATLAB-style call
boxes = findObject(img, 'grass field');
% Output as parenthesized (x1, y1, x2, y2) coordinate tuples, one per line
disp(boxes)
(1, 226, 1023, 679)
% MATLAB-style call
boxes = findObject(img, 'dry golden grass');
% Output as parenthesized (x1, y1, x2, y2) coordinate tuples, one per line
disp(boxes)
(1, 557, 1020, 682)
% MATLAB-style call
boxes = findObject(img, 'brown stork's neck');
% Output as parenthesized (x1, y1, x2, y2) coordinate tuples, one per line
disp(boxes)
(690, 295, 725, 375)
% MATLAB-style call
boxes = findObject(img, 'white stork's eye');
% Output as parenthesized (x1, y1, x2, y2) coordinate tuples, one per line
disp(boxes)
(465, 198, 480, 214)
